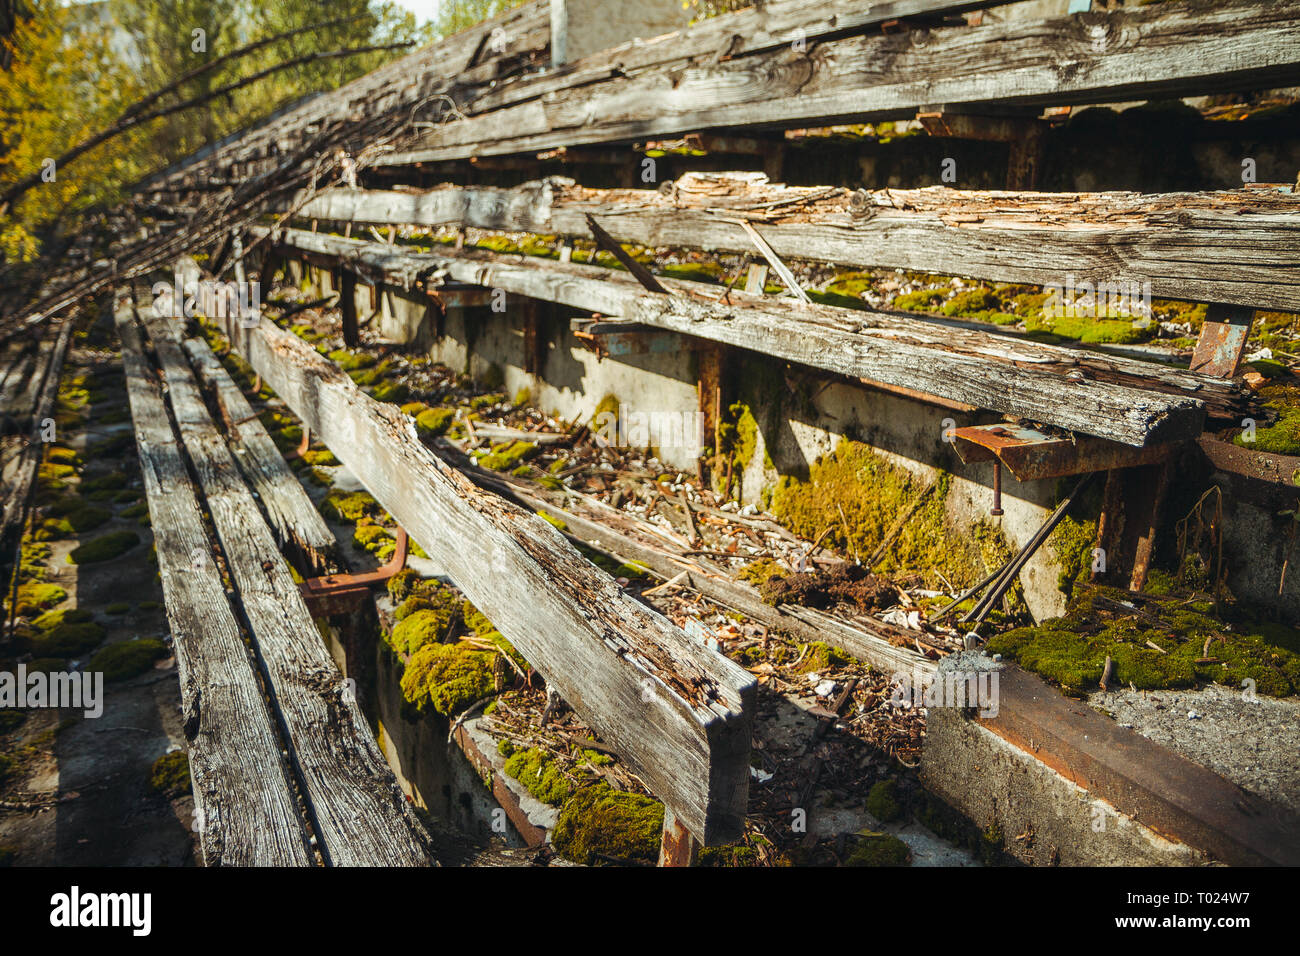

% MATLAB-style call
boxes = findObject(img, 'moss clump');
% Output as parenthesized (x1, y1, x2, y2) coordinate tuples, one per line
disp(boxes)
(715, 401, 768, 486)
(26, 619, 105, 658)
(894, 289, 946, 312)
(386, 567, 422, 602)
(1234, 383, 1300, 455)
(68, 531, 139, 564)
(87, 638, 168, 681)
(32, 607, 94, 631)
(80, 471, 127, 492)
(12, 581, 67, 617)
(104, 602, 130, 615)
(737, 558, 786, 585)
(697, 843, 763, 867)
(503, 747, 572, 806)
(327, 349, 377, 372)
(476, 440, 538, 471)
(415, 407, 455, 437)
(866, 780, 903, 823)
(300, 448, 338, 467)
(551, 783, 665, 866)
(399, 640, 497, 715)
(942, 287, 1000, 318)
(772, 441, 989, 589)
(319, 489, 381, 522)
(844, 830, 911, 866)
(391, 608, 453, 656)
(149, 751, 191, 797)
(353, 521, 396, 558)
(796, 641, 852, 675)
(987, 585, 1300, 696)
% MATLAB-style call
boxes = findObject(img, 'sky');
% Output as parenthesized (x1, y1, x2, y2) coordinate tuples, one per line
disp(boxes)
(392, 0, 442, 26)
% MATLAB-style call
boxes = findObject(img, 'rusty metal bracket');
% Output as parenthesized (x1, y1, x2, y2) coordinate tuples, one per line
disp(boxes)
(950, 423, 1170, 482)
(284, 423, 310, 461)
(299, 527, 408, 616)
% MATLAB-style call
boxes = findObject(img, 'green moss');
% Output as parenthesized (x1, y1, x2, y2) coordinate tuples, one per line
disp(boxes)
(503, 747, 572, 805)
(475, 440, 539, 472)
(399, 640, 497, 715)
(149, 751, 191, 797)
(737, 558, 785, 585)
(866, 780, 903, 823)
(470, 392, 505, 410)
(32, 607, 94, 632)
(391, 608, 453, 656)
(26, 619, 106, 658)
(386, 567, 422, 602)
(796, 641, 853, 675)
(987, 586, 1300, 696)
(551, 783, 665, 866)
(104, 602, 130, 615)
(844, 830, 911, 866)
(87, 638, 168, 681)
(369, 381, 409, 403)
(1234, 384, 1300, 455)
(716, 401, 765, 484)
(327, 349, 377, 372)
(353, 522, 396, 557)
(80, 471, 127, 492)
(942, 287, 1000, 318)
(893, 288, 946, 312)
(772, 440, 991, 588)
(67, 531, 139, 564)
(415, 407, 455, 437)
(46, 446, 80, 467)
(300, 448, 338, 467)
(12, 581, 67, 616)
(1049, 515, 1098, 598)
(319, 489, 381, 523)
(697, 843, 763, 867)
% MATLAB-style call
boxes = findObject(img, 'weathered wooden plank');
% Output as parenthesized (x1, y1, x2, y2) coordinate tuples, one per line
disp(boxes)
(262, 226, 1210, 447)
(182, 335, 340, 574)
(0, 321, 71, 565)
(464, 0, 1021, 117)
(380, 0, 1300, 164)
(207, 298, 757, 844)
(296, 177, 1300, 315)
(140, 302, 434, 867)
(465, 459, 936, 680)
(114, 295, 314, 867)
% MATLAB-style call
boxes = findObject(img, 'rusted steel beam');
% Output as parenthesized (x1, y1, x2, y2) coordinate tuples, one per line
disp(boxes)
(950, 423, 1171, 481)
(300, 528, 409, 617)
(980, 665, 1300, 866)
(1197, 436, 1300, 488)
